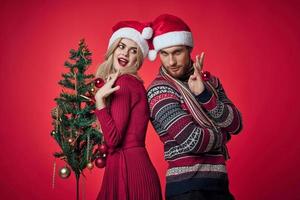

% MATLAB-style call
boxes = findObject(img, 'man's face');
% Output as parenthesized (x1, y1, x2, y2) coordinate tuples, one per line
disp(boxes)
(159, 45, 190, 79)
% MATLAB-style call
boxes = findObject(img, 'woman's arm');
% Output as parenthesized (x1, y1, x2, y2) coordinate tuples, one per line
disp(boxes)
(95, 74, 131, 149)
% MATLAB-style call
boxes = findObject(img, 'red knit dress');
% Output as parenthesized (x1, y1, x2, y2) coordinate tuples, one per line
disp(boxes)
(95, 74, 162, 200)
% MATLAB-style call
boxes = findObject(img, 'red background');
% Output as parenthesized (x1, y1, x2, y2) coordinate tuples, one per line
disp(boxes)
(1, 0, 300, 199)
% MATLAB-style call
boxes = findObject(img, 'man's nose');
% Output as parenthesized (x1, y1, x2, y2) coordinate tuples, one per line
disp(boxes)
(169, 55, 176, 66)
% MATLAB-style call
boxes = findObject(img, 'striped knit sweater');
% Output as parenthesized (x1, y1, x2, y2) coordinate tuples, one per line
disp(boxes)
(147, 72, 242, 198)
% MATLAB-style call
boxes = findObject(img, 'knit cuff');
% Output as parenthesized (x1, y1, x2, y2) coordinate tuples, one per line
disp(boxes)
(195, 86, 213, 103)
(95, 107, 111, 124)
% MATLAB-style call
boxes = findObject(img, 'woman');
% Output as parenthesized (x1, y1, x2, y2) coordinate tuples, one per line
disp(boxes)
(94, 21, 162, 200)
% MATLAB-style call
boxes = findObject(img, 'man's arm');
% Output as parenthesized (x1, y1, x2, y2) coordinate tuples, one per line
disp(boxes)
(188, 54, 242, 135)
(147, 84, 227, 155)
(195, 76, 243, 135)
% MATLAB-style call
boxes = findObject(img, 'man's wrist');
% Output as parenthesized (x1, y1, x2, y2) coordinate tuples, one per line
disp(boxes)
(192, 87, 205, 96)
(195, 86, 212, 103)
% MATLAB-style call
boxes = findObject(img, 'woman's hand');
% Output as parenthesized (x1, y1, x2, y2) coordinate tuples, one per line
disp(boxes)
(188, 52, 205, 95)
(95, 70, 120, 110)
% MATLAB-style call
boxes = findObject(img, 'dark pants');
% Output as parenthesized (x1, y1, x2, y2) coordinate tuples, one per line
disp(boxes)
(167, 190, 235, 200)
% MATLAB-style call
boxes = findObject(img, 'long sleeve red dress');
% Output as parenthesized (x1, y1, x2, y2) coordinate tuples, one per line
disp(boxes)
(95, 74, 162, 200)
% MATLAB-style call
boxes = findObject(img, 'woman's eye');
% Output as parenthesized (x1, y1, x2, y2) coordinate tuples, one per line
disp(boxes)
(130, 49, 137, 54)
(118, 44, 125, 49)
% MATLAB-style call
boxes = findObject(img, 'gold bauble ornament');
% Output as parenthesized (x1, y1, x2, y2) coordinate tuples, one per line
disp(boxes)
(68, 138, 74, 143)
(51, 130, 56, 136)
(87, 162, 94, 170)
(59, 166, 71, 179)
(51, 107, 62, 119)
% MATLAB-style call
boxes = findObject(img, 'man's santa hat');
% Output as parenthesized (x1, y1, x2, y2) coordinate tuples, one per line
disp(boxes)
(148, 14, 194, 61)
(108, 20, 153, 58)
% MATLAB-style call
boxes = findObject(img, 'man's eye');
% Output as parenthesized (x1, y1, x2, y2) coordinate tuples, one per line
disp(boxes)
(160, 52, 168, 56)
(175, 51, 182, 55)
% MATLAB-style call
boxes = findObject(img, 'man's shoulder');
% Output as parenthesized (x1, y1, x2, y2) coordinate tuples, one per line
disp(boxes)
(146, 76, 181, 102)
(147, 75, 176, 92)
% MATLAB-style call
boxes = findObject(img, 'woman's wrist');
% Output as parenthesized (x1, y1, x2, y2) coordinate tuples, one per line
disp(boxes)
(96, 97, 106, 110)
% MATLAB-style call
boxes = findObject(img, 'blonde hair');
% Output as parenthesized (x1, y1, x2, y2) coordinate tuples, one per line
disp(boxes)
(96, 38, 144, 82)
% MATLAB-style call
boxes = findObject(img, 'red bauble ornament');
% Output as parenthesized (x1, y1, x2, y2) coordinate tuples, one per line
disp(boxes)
(95, 157, 106, 168)
(87, 100, 95, 106)
(94, 78, 104, 88)
(201, 71, 211, 81)
(86, 93, 96, 102)
(98, 143, 108, 154)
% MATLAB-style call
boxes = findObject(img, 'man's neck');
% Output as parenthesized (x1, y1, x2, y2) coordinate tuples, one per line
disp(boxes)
(178, 60, 194, 82)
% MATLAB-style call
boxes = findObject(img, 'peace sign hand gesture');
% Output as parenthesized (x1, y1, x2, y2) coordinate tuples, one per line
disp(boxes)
(188, 52, 206, 95)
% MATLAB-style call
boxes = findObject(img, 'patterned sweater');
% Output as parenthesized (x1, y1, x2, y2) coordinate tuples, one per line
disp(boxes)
(147, 72, 242, 197)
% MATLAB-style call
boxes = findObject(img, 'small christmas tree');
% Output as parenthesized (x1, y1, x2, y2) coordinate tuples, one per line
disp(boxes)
(50, 39, 103, 200)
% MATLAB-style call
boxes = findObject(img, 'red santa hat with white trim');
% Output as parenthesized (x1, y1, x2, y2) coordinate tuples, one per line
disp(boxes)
(148, 14, 194, 61)
(108, 20, 153, 58)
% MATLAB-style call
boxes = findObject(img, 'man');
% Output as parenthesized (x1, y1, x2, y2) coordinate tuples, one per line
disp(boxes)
(147, 14, 243, 200)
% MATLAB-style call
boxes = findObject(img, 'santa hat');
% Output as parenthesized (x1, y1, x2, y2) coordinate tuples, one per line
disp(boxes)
(148, 14, 194, 61)
(108, 20, 153, 58)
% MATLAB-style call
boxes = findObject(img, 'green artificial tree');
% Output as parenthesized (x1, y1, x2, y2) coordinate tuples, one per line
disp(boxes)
(50, 39, 105, 200)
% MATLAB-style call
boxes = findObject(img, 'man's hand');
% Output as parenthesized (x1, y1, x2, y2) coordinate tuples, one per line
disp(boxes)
(188, 52, 205, 95)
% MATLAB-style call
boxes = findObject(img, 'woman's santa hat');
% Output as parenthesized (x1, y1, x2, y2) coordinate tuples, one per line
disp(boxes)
(148, 14, 194, 61)
(108, 20, 153, 58)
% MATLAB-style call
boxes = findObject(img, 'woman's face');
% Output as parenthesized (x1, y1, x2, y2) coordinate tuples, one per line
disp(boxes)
(113, 38, 138, 70)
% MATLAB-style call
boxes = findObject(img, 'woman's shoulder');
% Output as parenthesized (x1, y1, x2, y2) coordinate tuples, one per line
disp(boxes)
(115, 74, 145, 97)
(116, 74, 143, 86)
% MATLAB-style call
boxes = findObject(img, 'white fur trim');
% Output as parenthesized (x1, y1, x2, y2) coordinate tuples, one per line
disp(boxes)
(108, 27, 149, 57)
(142, 27, 153, 39)
(153, 31, 193, 51)
(148, 50, 157, 61)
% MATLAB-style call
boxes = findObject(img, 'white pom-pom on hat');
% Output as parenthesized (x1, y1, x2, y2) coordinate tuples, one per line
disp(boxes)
(148, 49, 157, 61)
(142, 27, 153, 39)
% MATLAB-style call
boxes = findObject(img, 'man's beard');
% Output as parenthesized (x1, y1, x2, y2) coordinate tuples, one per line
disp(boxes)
(178, 60, 194, 82)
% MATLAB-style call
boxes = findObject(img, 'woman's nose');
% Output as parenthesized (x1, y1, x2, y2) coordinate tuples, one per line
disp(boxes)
(122, 48, 129, 57)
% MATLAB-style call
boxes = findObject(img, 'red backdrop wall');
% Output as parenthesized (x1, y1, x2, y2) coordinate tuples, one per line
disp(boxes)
(1, 0, 299, 199)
